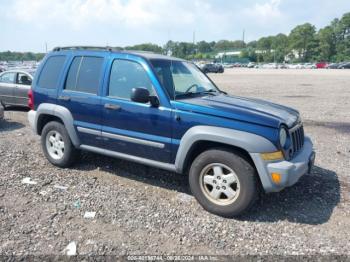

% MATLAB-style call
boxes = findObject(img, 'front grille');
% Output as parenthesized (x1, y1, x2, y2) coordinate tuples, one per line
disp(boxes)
(290, 124, 304, 156)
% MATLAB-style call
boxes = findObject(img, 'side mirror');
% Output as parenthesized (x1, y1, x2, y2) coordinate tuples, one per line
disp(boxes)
(131, 87, 150, 103)
(131, 87, 160, 107)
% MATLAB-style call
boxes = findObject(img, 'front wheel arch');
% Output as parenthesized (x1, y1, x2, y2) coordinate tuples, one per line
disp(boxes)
(180, 140, 264, 193)
(182, 141, 255, 171)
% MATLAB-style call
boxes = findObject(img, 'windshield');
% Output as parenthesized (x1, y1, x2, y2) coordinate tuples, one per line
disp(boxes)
(150, 59, 219, 99)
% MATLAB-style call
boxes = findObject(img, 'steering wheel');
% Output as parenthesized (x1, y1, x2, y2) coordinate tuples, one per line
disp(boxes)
(185, 84, 199, 93)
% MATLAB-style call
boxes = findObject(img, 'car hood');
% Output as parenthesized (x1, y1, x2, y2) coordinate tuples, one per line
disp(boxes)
(176, 94, 300, 128)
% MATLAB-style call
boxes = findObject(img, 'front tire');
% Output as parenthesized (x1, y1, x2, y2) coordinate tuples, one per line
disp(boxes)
(189, 148, 258, 217)
(41, 121, 79, 168)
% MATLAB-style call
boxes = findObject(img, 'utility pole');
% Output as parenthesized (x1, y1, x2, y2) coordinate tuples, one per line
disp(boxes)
(242, 29, 245, 44)
(193, 31, 196, 57)
(45, 42, 48, 53)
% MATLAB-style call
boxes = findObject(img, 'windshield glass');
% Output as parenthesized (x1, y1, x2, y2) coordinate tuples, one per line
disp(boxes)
(150, 59, 219, 99)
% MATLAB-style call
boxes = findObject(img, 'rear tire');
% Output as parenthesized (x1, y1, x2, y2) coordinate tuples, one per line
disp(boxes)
(41, 121, 79, 168)
(189, 148, 258, 217)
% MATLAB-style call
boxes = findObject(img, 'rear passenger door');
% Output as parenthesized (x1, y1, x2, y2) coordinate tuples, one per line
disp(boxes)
(100, 57, 173, 163)
(57, 55, 106, 147)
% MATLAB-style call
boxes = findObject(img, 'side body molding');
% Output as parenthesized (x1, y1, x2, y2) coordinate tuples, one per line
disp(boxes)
(174, 126, 277, 173)
(35, 103, 80, 147)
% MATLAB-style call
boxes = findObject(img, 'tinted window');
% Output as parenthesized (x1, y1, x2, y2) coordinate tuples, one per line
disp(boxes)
(38, 56, 66, 89)
(17, 73, 32, 85)
(65, 56, 103, 94)
(65, 57, 82, 91)
(0, 72, 16, 84)
(108, 59, 153, 99)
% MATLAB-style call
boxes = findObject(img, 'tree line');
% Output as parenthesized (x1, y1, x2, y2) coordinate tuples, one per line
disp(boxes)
(1, 12, 349, 63)
(0, 51, 45, 62)
(127, 12, 350, 63)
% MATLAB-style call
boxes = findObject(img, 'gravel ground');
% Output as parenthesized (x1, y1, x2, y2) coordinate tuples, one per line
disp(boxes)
(0, 69, 349, 257)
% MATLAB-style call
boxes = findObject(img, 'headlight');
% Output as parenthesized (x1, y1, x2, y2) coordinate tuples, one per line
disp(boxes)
(279, 127, 288, 148)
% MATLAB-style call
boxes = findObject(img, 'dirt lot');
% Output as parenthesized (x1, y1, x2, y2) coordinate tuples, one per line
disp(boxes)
(0, 69, 349, 257)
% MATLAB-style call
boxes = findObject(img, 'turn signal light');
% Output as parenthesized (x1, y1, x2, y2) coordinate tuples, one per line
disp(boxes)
(271, 173, 282, 184)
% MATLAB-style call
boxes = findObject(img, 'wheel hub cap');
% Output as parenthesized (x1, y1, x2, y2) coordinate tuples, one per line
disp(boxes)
(46, 130, 65, 160)
(200, 163, 240, 206)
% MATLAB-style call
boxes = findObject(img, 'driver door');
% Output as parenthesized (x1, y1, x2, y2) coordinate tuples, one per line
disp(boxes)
(100, 57, 173, 163)
(15, 72, 32, 106)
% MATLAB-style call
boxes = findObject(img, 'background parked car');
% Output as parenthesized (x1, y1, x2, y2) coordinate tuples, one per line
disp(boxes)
(247, 62, 256, 68)
(222, 63, 234, 68)
(316, 62, 328, 69)
(277, 63, 288, 69)
(338, 62, 350, 69)
(327, 63, 339, 69)
(304, 63, 316, 69)
(202, 63, 224, 73)
(0, 103, 4, 120)
(0, 70, 35, 107)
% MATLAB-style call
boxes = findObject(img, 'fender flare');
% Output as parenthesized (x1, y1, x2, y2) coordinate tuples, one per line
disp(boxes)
(35, 103, 80, 147)
(174, 125, 277, 173)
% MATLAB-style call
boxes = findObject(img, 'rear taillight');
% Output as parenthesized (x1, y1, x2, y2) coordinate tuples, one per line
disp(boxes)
(28, 89, 34, 110)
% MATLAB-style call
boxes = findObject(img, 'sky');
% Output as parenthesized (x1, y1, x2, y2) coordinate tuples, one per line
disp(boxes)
(0, 0, 349, 52)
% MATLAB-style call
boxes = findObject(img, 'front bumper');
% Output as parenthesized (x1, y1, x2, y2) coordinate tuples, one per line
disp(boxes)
(251, 136, 315, 193)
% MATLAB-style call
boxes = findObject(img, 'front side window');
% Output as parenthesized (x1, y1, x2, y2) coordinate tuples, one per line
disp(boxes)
(108, 59, 154, 100)
(17, 73, 32, 85)
(38, 56, 66, 89)
(65, 56, 104, 94)
(0, 72, 16, 84)
(150, 59, 218, 99)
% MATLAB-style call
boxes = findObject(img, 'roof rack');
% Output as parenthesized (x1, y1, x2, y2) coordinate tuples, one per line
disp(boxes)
(52, 46, 123, 52)
(52, 46, 159, 55)
(124, 49, 157, 54)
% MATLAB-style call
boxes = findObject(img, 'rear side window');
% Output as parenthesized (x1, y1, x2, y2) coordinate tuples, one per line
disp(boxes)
(65, 56, 103, 94)
(38, 56, 66, 89)
(0, 72, 16, 83)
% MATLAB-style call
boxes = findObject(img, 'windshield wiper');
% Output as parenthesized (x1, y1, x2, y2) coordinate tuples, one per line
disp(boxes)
(176, 89, 218, 99)
(200, 89, 218, 95)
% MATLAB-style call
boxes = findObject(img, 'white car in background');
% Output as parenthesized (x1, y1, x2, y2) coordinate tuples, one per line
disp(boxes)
(304, 63, 316, 69)
(262, 63, 278, 69)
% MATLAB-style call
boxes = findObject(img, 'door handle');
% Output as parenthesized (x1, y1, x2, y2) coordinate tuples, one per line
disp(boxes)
(104, 103, 121, 110)
(58, 95, 71, 101)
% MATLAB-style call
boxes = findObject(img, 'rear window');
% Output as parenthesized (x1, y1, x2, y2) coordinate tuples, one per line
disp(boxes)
(65, 56, 103, 94)
(37, 56, 66, 89)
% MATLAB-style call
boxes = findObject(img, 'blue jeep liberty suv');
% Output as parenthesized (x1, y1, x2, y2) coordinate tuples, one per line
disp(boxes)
(28, 47, 316, 217)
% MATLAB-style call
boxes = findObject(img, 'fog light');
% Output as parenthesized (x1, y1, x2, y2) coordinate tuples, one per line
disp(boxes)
(271, 173, 282, 184)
